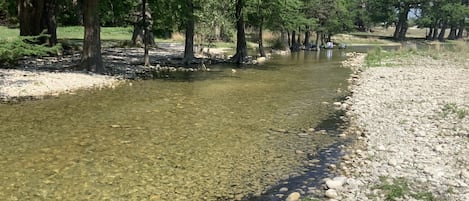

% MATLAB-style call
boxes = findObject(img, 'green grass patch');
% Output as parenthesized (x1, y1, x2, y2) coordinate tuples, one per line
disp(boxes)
(372, 176, 410, 201)
(442, 103, 467, 119)
(371, 176, 448, 201)
(0, 26, 20, 41)
(57, 26, 133, 40)
(1, 26, 135, 41)
(365, 46, 421, 67)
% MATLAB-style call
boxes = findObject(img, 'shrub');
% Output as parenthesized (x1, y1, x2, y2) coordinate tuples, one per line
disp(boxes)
(0, 35, 61, 67)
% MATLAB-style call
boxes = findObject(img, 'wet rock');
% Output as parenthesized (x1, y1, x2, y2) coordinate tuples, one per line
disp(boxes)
(285, 192, 300, 201)
(297, 132, 309, 137)
(295, 150, 304, 154)
(279, 187, 289, 193)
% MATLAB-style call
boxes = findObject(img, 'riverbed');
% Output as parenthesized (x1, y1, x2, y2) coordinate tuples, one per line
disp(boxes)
(0, 50, 351, 200)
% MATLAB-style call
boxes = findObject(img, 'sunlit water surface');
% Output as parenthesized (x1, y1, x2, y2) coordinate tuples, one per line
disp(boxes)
(0, 50, 351, 200)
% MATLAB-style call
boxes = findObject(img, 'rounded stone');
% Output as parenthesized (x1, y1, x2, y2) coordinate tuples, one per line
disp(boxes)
(285, 192, 301, 201)
(325, 189, 338, 199)
(279, 187, 289, 193)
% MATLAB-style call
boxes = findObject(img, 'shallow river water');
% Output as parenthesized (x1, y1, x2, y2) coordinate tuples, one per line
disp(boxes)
(0, 50, 351, 200)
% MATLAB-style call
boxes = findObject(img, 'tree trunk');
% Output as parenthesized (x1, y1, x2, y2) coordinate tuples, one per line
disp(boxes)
(80, 0, 103, 73)
(296, 28, 301, 44)
(432, 26, 439, 41)
(393, 21, 402, 39)
(457, 20, 465, 39)
(280, 30, 289, 50)
(291, 30, 296, 45)
(393, 5, 410, 41)
(304, 29, 311, 47)
(447, 26, 457, 40)
(183, 0, 195, 65)
(258, 18, 266, 57)
(43, 0, 57, 46)
(142, 0, 149, 66)
(132, 1, 155, 47)
(315, 31, 320, 47)
(231, 0, 248, 64)
(290, 30, 300, 51)
(18, 0, 57, 46)
(426, 27, 433, 40)
(256, 0, 265, 57)
(438, 20, 447, 42)
(18, 0, 45, 36)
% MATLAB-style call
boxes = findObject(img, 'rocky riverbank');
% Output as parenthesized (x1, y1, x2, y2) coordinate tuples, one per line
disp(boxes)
(0, 69, 120, 102)
(314, 53, 469, 201)
(0, 43, 269, 102)
(0, 44, 223, 102)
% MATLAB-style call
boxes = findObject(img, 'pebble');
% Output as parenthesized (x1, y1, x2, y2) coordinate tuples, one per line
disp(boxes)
(295, 150, 304, 154)
(279, 187, 288, 192)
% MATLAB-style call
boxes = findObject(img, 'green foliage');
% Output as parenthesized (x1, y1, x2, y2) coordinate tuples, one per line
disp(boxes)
(372, 176, 410, 201)
(365, 45, 424, 67)
(0, 0, 17, 25)
(442, 103, 467, 119)
(365, 46, 386, 67)
(372, 176, 447, 201)
(0, 35, 62, 66)
(412, 191, 437, 201)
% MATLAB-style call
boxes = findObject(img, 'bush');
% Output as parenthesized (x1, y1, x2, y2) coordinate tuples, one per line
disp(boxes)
(0, 35, 62, 67)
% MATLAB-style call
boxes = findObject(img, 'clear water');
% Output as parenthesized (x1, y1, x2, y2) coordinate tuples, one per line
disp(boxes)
(0, 50, 351, 200)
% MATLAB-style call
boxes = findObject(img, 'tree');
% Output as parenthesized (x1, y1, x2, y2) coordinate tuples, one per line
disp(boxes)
(80, 0, 104, 73)
(17, 0, 57, 46)
(246, 0, 268, 56)
(132, 0, 155, 47)
(183, 0, 195, 64)
(417, 0, 469, 41)
(231, 0, 248, 64)
(142, 0, 149, 66)
(263, 0, 304, 50)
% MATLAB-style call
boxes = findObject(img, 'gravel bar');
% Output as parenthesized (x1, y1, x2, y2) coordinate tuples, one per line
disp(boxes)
(0, 69, 119, 102)
(334, 55, 469, 201)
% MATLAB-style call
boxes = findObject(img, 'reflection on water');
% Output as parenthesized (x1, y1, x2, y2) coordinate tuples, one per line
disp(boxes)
(0, 51, 350, 200)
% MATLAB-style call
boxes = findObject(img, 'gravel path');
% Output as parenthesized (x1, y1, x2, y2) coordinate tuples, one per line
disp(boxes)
(329, 54, 469, 201)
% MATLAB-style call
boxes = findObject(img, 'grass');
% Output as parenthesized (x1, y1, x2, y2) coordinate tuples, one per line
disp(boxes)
(364, 46, 417, 67)
(0, 26, 134, 41)
(333, 33, 399, 46)
(442, 103, 467, 119)
(372, 176, 410, 201)
(0, 26, 20, 41)
(57, 26, 134, 40)
(371, 176, 448, 201)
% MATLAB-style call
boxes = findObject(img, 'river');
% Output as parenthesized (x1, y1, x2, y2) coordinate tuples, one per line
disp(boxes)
(0, 50, 351, 200)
